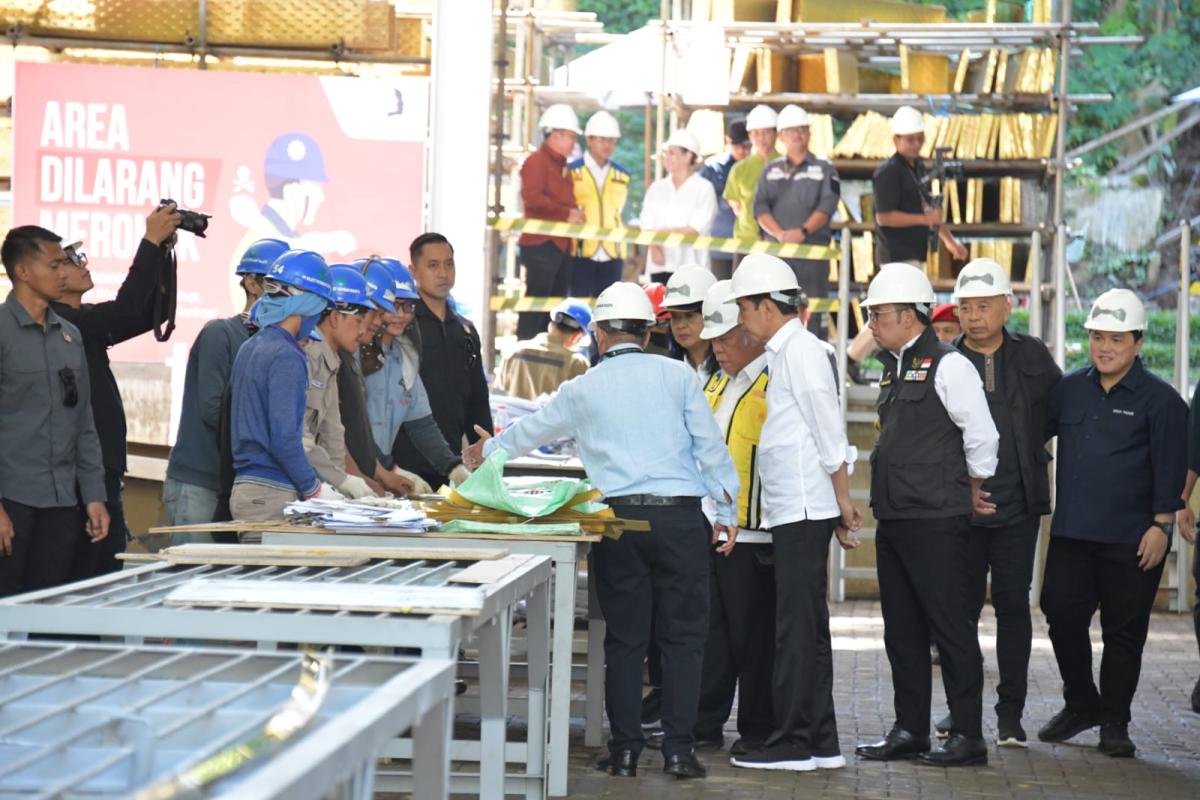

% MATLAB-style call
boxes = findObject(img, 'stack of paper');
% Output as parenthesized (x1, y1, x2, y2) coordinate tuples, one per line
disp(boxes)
(283, 498, 435, 531)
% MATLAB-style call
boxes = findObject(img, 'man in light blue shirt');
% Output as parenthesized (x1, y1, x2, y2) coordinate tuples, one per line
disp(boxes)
(464, 282, 738, 781)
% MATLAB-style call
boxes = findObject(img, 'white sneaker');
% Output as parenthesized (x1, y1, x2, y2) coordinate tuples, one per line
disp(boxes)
(730, 744, 816, 772)
(814, 754, 846, 769)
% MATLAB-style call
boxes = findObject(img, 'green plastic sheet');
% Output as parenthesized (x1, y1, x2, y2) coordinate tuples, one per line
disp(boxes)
(436, 520, 585, 537)
(454, 450, 597, 517)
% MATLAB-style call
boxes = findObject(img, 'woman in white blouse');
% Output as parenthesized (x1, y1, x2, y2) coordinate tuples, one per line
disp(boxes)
(639, 128, 718, 283)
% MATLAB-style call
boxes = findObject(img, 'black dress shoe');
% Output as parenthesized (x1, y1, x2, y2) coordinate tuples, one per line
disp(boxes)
(1191, 675, 1200, 714)
(855, 727, 931, 761)
(596, 749, 638, 777)
(1037, 707, 1101, 743)
(917, 733, 988, 767)
(663, 751, 707, 779)
(693, 734, 724, 751)
(1098, 723, 1136, 758)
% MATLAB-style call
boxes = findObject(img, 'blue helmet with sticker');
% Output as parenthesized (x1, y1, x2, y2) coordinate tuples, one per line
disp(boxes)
(551, 298, 592, 334)
(388, 261, 420, 301)
(359, 262, 397, 310)
(236, 238, 290, 276)
(265, 250, 334, 302)
(264, 133, 329, 183)
(328, 265, 375, 311)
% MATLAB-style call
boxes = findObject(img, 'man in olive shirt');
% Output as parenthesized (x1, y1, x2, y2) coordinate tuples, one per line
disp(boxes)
(0, 226, 109, 596)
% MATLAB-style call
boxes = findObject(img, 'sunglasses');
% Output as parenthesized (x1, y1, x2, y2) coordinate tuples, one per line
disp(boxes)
(59, 367, 78, 408)
(394, 300, 417, 313)
(64, 242, 88, 269)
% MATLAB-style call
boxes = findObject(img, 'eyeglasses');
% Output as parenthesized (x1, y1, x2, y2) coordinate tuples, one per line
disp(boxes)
(58, 367, 78, 408)
(64, 242, 88, 269)
(867, 308, 904, 323)
(394, 300, 416, 313)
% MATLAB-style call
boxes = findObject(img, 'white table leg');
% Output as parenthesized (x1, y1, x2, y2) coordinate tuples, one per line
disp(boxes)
(477, 609, 512, 800)
(547, 553, 577, 796)
(525, 578, 550, 799)
(412, 694, 453, 800)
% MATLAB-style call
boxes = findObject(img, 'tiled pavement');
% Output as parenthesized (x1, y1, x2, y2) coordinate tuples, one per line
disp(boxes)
(563, 601, 1200, 799)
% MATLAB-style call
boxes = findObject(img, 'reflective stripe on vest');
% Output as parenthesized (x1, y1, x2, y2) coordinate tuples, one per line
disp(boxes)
(704, 370, 769, 530)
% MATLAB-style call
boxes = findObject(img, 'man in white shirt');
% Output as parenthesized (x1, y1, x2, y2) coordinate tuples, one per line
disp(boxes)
(853, 262, 1000, 768)
(723, 255, 862, 772)
(640, 129, 718, 280)
(692, 280, 777, 757)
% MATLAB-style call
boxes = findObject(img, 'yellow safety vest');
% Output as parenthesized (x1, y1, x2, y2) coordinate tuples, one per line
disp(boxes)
(570, 158, 630, 259)
(704, 369, 769, 530)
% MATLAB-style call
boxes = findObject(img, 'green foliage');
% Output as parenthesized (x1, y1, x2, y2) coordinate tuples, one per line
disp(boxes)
(1010, 309, 1198, 378)
(575, 0, 658, 34)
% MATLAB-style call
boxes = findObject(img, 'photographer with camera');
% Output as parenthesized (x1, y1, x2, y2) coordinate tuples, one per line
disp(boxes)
(51, 203, 182, 575)
(873, 107, 968, 267)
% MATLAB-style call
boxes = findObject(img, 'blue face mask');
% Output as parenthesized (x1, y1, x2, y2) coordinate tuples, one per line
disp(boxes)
(251, 291, 329, 331)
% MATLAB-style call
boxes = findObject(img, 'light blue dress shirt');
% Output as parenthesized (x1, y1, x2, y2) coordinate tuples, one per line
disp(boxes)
(364, 338, 432, 458)
(483, 343, 740, 525)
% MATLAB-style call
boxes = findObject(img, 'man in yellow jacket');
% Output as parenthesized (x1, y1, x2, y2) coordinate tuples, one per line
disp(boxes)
(570, 110, 630, 298)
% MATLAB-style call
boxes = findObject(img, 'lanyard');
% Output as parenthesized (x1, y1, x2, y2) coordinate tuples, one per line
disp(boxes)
(602, 347, 642, 360)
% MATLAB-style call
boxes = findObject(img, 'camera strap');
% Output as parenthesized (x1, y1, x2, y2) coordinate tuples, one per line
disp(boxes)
(152, 245, 178, 342)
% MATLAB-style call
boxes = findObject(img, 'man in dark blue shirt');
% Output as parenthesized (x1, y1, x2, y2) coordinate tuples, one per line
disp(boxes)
(1039, 288, 1188, 758)
(699, 120, 748, 281)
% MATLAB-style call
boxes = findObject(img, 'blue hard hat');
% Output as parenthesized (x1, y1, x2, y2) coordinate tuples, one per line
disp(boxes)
(264, 133, 329, 182)
(551, 298, 593, 334)
(359, 262, 397, 311)
(328, 265, 375, 311)
(388, 262, 420, 300)
(236, 238, 290, 276)
(266, 250, 334, 302)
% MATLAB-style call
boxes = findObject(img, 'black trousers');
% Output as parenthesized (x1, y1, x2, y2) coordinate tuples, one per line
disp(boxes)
(963, 516, 1041, 720)
(695, 541, 776, 742)
(593, 504, 710, 758)
(710, 256, 734, 281)
(0, 499, 87, 597)
(767, 519, 840, 754)
(88, 469, 130, 577)
(518, 242, 572, 340)
(570, 256, 623, 298)
(1040, 535, 1166, 724)
(1193, 537, 1199, 660)
(876, 515, 984, 738)
(784, 257, 829, 339)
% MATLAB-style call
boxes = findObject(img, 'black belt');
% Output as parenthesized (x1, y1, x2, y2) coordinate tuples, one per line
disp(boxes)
(603, 494, 701, 507)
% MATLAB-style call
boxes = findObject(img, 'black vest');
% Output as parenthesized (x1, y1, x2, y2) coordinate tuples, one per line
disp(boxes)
(870, 326, 972, 520)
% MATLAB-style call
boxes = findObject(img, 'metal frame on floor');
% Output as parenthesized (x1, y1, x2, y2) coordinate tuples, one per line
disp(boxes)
(0, 640, 456, 799)
(0, 552, 552, 800)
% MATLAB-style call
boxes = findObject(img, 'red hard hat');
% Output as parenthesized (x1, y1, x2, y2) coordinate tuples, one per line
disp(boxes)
(643, 282, 670, 320)
(931, 303, 959, 323)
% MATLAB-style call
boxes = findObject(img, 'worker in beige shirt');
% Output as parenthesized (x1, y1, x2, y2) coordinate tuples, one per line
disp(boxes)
(304, 267, 378, 500)
(496, 299, 592, 400)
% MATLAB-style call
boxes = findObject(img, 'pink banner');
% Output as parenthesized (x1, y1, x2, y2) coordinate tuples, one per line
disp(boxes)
(14, 61, 428, 363)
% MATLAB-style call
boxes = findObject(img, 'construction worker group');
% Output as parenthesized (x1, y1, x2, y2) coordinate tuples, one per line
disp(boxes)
(0, 97, 1193, 785)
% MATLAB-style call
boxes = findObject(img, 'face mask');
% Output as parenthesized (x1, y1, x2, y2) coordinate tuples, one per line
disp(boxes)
(251, 291, 328, 330)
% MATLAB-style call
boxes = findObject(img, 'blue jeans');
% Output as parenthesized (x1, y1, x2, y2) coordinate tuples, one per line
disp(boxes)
(161, 478, 218, 545)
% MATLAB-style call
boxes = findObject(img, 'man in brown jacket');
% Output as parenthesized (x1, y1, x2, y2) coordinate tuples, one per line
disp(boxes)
(518, 103, 583, 339)
(496, 298, 590, 400)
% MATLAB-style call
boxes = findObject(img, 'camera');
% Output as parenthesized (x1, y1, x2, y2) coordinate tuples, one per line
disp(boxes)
(920, 147, 966, 211)
(159, 198, 212, 238)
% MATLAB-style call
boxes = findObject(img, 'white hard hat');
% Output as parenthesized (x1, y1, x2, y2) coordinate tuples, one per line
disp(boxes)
(724, 253, 800, 302)
(663, 128, 703, 157)
(776, 104, 811, 131)
(953, 258, 1012, 300)
(862, 262, 937, 313)
(891, 105, 926, 136)
(538, 103, 581, 134)
(745, 104, 778, 132)
(1083, 288, 1146, 332)
(584, 110, 621, 139)
(590, 281, 657, 331)
(700, 280, 739, 340)
(661, 265, 717, 309)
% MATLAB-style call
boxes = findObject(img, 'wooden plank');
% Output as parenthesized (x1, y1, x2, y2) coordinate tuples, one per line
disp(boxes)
(447, 554, 534, 585)
(163, 579, 486, 616)
(160, 543, 510, 562)
(163, 555, 370, 568)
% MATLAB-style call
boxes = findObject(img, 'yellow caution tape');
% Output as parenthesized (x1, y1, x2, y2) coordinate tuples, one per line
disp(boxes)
(490, 294, 840, 313)
(490, 217, 841, 261)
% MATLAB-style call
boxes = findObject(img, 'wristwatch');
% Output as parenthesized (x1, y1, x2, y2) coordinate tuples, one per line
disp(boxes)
(1150, 520, 1175, 537)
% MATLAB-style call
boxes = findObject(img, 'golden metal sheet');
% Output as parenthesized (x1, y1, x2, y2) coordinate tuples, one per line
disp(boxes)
(793, 0, 946, 23)
(953, 48, 971, 94)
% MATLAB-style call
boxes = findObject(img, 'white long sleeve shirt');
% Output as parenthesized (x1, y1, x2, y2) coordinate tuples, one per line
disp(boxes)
(889, 333, 999, 480)
(758, 319, 855, 528)
(639, 172, 718, 273)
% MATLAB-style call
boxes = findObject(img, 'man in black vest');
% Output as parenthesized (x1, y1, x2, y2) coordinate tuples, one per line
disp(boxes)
(931, 258, 1062, 746)
(854, 262, 999, 767)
